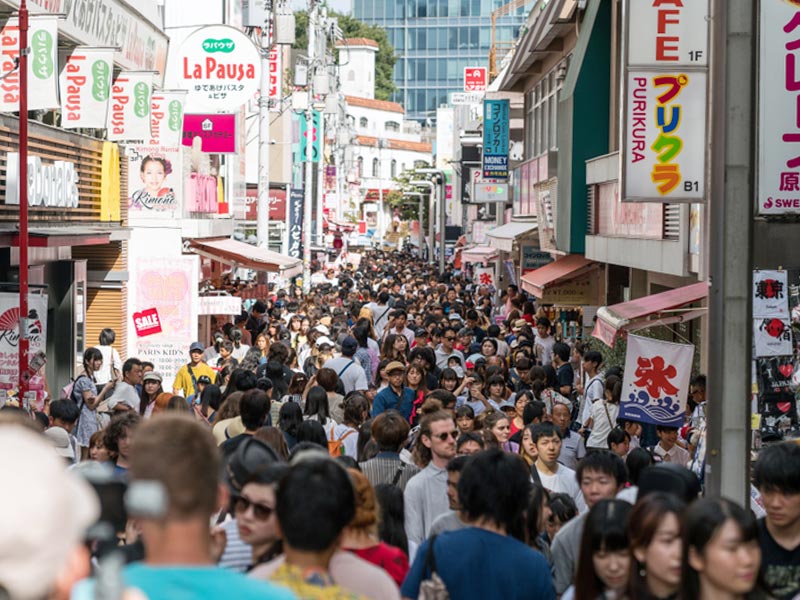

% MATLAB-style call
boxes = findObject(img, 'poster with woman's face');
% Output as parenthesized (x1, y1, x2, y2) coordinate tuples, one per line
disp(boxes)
(128, 144, 183, 220)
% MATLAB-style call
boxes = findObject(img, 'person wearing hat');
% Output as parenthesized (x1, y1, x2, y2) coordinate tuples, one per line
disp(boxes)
(173, 341, 217, 398)
(139, 371, 164, 418)
(371, 361, 416, 421)
(323, 336, 369, 395)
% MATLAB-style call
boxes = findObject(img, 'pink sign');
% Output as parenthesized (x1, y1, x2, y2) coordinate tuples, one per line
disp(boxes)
(182, 114, 236, 153)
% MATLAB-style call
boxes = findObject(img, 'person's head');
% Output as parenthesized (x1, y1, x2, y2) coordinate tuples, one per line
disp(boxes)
(753, 442, 800, 534)
(278, 401, 303, 437)
(604, 375, 622, 405)
(296, 420, 328, 448)
(522, 399, 546, 426)
(625, 448, 655, 488)
(88, 429, 111, 462)
(656, 425, 679, 450)
(188, 341, 204, 364)
(82, 346, 103, 374)
(417, 411, 457, 466)
(456, 431, 484, 456)
(520, 424, 538, 463)
(576, 450, 627, 509)
(483, 410, 511, 445)
(371, 410, 410, 452)
(341, 335, 358, 358)
(532, 422, 563, 468)
(49, 399, 80, 433)
(458, 449, 531, 538)
(439, 367, 460, 393)
(405, 363, 425, 389)
(305, 386, 332, 426)
(445, 455, 469, 510)
(373, 483, 408, 555)
(105, 412, 141, 462)
(480, 337, 498, 358)
(583, 350, 603, 375)
(276, 455, 356, 557)
(240, 389, 270, 432)
(552, 342, 570, 366)
(345, 468, 379, 537)
(551, 401, 572, 433)
(234, 462, 288, 553)
(689, 374, 707, 405)
(607, 427, 631, 457)
(99, 327, 116, 346)
(455, 405, 475, 433)
(140, 155, 169, 193)
(681, 498, 763, 600)
(627, 492, 686, 599)
(385, 361, 406, 390)
(441, 326, 457, 351)
(485, 374, 506, 399)
(547, 493, 578, 540)
(575, 500, 633, 600)
(392, 309, 407, 330)
(536, 316, 551, 339)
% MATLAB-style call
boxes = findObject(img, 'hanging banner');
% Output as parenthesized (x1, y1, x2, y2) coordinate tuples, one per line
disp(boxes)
(620, 334, 694, 428)
(0, 16, 59, 112)
(106, 72, 154, 142)
(753, 270, 789, 318)
(758, 0, 800, 215)
(754, 318, 794, 358)
(171, 24, 261, 113)
(0, 293, 48, 393)
(268, 45, 282, 110)
(299, 110, 322, 163)
(149, 90, 186, 147)
(474, 266, 496, 288)
(288, 188, 304, 259)
(59, 47, 114, 129)
(482, 99, 509, 180)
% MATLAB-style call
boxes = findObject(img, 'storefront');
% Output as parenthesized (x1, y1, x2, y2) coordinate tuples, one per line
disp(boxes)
(0, 117, 125, 399)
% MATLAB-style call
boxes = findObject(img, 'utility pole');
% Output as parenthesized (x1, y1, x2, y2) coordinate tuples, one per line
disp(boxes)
(705, 0, 755, 504)
(438, 175, 446, 274)
(256, 5, 272, 252)
(302, 0, 317, 294)
(18, 0, 29, 397)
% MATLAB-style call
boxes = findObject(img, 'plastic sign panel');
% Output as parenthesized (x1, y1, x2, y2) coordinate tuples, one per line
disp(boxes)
(758, 0, 800, 215)
(620, 0, 709, 202)
(288, 188, 304, 259)
(133, 307, 163, 337)
(482, 99, 509, 180)
(174, 25, 261, 113)
(300, 110, 322, 163)
(464, 67, 487, 92)
(182, 114, 237, 153)
(473, 182, 509, 203)
(60, 47, 114, 129)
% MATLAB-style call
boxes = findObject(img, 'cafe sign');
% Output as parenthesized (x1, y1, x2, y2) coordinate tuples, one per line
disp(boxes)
(173, 25, 261, 113)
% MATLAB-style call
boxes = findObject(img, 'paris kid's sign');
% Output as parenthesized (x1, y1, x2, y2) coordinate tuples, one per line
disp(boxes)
(173, 25, 261, 113)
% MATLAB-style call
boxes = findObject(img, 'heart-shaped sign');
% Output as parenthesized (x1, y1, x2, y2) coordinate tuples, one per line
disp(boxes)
(779, 363, 794, 379)
(777, 402, 792, 414)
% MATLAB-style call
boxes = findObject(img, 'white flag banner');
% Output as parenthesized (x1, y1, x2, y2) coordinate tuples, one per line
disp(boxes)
(474, 266, 496, 288)
(754, 318, 794, 358)
(59, 47, 114, 129)
(149, 90, 186, 146)
(0, 16, 59, 112)
(106, 71, 154, 142)
(752, 270, 789, 318)
(620, 334, 694, 428)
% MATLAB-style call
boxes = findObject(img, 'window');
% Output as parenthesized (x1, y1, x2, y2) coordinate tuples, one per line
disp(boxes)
(391, 159, 397, 178)
(357, 156, 364, 178)
(525, 67, 564, 158)
(372, 158, 380, 177)
(359, 117, 369, 128)
(386, 120, 400, 132)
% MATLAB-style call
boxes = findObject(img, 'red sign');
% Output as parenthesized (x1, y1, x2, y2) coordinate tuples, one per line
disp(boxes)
(244, 186, 287, 221)
(182, 114, 237, 153)
(464, 67, 487, 92)
(133, 308, 163, 338)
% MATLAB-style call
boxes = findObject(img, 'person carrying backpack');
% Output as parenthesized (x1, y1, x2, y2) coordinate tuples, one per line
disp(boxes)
(72, 347, 117, 460)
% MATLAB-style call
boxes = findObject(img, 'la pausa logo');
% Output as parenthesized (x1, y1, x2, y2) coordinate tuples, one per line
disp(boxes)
(182, 38, 255, 81)
(0, 308, 43, 348)
(626, 355, 682, 423)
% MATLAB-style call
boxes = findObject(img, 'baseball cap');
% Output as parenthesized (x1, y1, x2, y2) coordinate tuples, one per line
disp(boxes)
(142, 371, 163, 383)
(385, 361, 406, 374)
(189, 341, 204, 353)
(316, 336, 334, 348)
(341, 336, 358, 355)
(43, 426, 75, 460)
(414, 328, 427, 338)
(314, 324, 330, 336)
(498, 400, 516, 413)
(197, 375, 213, 385)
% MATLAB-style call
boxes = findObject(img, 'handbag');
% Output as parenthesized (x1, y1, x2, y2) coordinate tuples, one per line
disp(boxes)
(419, 534, 449, 600)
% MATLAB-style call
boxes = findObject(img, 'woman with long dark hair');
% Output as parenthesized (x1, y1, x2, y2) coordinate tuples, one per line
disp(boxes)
(74, 347, 117, 458)
(278, 401, 303, 450)
(303, 385, 336, 437)
(196, 383, 222, 424)
(139, 371, 163, 418)
(373, 483, 408, 556)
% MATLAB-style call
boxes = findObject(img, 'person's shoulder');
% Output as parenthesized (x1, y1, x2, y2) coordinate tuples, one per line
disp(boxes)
(553, 512, 587, 545)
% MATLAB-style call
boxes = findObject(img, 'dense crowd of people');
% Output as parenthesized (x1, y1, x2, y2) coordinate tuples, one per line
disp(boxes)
(0, 249, 798, 600)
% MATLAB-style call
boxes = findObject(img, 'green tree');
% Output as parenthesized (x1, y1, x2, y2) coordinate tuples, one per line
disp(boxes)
(388, 163, 433, 223)
(294, 10, 397, 101)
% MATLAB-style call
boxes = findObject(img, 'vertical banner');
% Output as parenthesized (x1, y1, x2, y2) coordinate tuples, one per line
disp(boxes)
(753, 270, 789, 318)
(620, 335, 694, 427)
(106, 72, 154, 142)
(474, 266, 496, 288)
(620, 0, 709, 202)
(0, 293, 48, 392)
(288, 188, 304, 259)
(268, 45, 282, 110)
(482, 99, 509, 180)
(59, 47, 114, 129)
(0, 17, 59, 111)
(149, 90, 186, 147)
(758, 0, 800, 215)
(299, 110, 322, 163)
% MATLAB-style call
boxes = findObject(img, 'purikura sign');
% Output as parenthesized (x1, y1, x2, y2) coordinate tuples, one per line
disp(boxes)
(0, 16, 60, 112)
(59, 47, 114, 129)
(106, 71, 154, 142)
(173, 25, 261, 113)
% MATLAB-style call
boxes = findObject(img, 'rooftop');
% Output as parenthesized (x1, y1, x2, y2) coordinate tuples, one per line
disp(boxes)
(335, 38, 380, 49)
(345, 95, 404, 114)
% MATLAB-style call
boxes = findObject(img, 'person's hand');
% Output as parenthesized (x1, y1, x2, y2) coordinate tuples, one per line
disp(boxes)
(210, 525, 227, 563)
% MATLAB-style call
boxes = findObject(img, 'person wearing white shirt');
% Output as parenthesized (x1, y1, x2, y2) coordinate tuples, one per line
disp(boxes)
(585, 375, 621, 451)
(576, 351, 604, 427)
(532, 422, 587, 513)
(94, 328, 122, 388)
(652, 425, 691, 465)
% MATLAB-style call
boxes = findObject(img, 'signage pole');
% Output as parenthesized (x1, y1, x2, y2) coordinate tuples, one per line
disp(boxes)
(18, 0, 29, 398)
(438, 176, 446, 274)
(256, 10, 272, 252)
(302, 1, 316, 295)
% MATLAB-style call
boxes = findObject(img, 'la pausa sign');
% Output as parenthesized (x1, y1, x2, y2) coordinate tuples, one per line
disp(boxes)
(182, 40, 256, 81)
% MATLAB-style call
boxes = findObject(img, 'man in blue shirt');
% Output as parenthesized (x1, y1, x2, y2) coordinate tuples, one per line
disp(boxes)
(371, 361, 415, 421)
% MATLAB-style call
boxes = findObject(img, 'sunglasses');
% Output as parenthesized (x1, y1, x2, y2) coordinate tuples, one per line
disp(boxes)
(444, 336, 456, 341)
(435, 430, 459, 441)
(233, 495, 274, 520)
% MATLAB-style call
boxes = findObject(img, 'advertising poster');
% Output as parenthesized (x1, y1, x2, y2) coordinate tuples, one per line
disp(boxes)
(754, 318, 794, 358)
(0, 17, 60, 112)
(620, 335, 694, 427)
(753, 270, 789, 318)
(132, 257, 198, 387)
(0, 292, 48, 393)
(106, 71, 154, 142)
(127, 147, 182, 217)
(59, 47, 114, 129)
(482, 99, 509, 180)
(288, 188, 304, 259)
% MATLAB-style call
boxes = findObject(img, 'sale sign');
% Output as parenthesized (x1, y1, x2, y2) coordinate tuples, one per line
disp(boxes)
(0, 17, 60, 112)
(464, 67, 487, 92)
(106, 71, 154, 142)
(60, 47, 114, 129)
(133, 308, 163, 337)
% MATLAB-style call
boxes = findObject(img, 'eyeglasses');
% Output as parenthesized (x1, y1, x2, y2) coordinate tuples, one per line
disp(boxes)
(233, 495, 274, 520)
(435, 430, 459, 441)
(444, 336, 456, 341)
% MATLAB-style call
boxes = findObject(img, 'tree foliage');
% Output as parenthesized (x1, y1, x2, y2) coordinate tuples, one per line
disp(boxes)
(388, 162, 433, 222)
(294, 10, 397, 101)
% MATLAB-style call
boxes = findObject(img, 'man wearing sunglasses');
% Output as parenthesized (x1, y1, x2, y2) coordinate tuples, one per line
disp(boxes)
(435, 326, 465, 370)
(404, 411, 458, 555)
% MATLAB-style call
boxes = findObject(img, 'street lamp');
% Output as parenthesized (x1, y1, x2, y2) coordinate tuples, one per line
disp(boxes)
(409, 179, 436, 265)
(414, 168, 447, 274)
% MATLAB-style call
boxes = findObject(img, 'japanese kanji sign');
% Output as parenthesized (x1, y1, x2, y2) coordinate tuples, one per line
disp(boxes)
(620, 334, 694, 427)
(753, 270, 789, 318)
(182, 114, 236, 153)
(482, 99, 509, 180)
(473, 267, 496, 288)
(268, 45, 282, 110)
(288, 188, 304, 259)
(59, 47, 114, 129)
(464, 67, 487, 92)
(758, 1, 800, 214)
(754, 318, 794, 357)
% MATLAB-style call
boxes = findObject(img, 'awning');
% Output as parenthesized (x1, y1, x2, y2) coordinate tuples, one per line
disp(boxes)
(485, 220, 537, 252)
(592, 281, 709, 347)
(187, 237, 303, 278)
(461, 246, 499, 263)
(520, 254, 596, 297)
(0, 227, 112, 248)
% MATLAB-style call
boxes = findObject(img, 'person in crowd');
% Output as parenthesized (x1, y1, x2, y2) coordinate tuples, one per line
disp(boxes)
(73, 347, 117, 458)
(616, 447, 655, 504)
(531, 422, 586, 512)
(455, 404, 476, 434)
(329, 393, 369, 458)
(456, 432, 485, 456)
(688, 374, 708, 429)
(401, 449, 555, 599)
(278, 401, 303, 450)
(552, 399, 587, 470)
(652, 425, 691, 465)
(607, 427, 632, 458)
(323, 336, 369, 396)
(552, 342, 574, 398)
(681, 497, 768, 600)
(752, 441, 800, 600)
(359, 410, 420, 490)
(534, 317, 556, 366)
(371, 361, 415, 421)
(483, 410, 519, 454)
(139, 370, 163, 418)
(585, 375, 622, 452)
(104, 411, 141, 476)
(107, 357, 144, 412)
(88, 429, 112, 463)
(404, 411, 458, 549)
(373, 484, 409, 557)
(173, 341, 217, 398)
(303, 385, 337, 439)
(551, 451, 627, 595)
(220, 389, 271, 458)
(428, 455, 470, 536)
(576, 350, 604, 429)
(435, 326, 465, 370)
(94, 327, 123, 391)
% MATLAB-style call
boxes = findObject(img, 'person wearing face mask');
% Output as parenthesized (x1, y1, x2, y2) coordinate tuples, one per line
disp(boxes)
(681, 498, 769, 600)
(626, 492, 685, 600)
